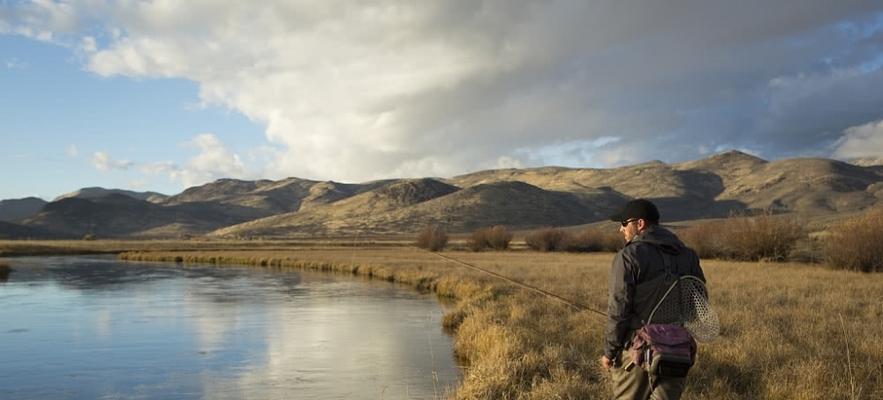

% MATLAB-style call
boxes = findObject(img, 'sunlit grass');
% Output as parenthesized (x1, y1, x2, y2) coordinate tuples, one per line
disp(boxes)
(116, 247, 883, 399)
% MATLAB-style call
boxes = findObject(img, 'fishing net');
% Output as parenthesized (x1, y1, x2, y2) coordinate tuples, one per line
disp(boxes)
(647, 275, 719, 342)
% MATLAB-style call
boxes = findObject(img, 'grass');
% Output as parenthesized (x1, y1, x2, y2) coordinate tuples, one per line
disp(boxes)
(679, 213, 805, 261)
(116, 247, 883, 399)
(824, 207, 883, 272)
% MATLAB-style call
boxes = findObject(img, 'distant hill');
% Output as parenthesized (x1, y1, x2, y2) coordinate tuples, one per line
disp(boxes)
(160, 177, 392, 216)
(211, 178, 461, 237)
(23, 194, 259, 238)
(449, 150, 882, 219)
(0, 220, 61, 239)
(54, 187, 168, 203)
(845, 157, 883, 167)
(211, 179, 623, 237)
(5, 150, 883, 239)
(0, 197, 47, 223)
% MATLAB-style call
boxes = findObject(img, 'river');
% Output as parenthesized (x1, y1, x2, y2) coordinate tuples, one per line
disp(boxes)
(0, 256, 460, 399)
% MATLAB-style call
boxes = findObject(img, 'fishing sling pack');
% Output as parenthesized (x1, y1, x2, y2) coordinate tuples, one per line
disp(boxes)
(625, 250, 699, 381)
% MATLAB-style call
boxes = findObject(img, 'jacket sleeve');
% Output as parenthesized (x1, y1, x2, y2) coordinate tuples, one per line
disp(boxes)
(604, 250, 635, 359)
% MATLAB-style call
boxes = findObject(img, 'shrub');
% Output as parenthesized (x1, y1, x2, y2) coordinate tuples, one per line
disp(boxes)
(563, 228, 623, 252)
(525, 228, 567, 251)
(525, 228, 623, 253)
(679, 222, 725, 259)
(469, 225, 513, 251)
(823, 207, 883, 272)
(82, 233, 96, 241)
(416, 226, 448, 252)
(680, 212, 805, 261)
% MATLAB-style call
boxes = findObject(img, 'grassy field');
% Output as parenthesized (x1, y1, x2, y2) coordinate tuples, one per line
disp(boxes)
(111, 246, 882, 400)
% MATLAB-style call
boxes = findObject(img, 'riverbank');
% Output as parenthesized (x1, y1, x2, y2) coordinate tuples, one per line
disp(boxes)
(119, 247, 883, 399)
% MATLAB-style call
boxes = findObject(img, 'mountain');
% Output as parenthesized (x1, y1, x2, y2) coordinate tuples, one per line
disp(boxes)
(211, 180, 622, 237)
(159, 177, 390, 216)
(0, 197, 47, 222)
(693, 157, 882, 214)
(22, 194, 258, 238)
(0, 220, 60, 239)
(845, 157, 883, 167)
(7, 150, 883, 239)
(449, 150, 882, 219)
(54, 187, 168, 203)
(211, 178, 462, 237)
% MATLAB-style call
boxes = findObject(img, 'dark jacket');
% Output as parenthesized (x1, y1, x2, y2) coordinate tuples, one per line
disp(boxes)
(604, 225, 705, 359)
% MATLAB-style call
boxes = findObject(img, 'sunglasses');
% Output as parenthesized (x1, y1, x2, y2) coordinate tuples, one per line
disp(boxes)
(620, 218, 639, 227)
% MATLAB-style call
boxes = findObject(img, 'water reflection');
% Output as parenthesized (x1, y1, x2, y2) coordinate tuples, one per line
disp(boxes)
(0, 264, 10, 282)
(0, 256, 460, 399)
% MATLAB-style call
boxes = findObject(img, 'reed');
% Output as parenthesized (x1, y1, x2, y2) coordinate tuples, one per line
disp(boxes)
(823, 207, 883, 272)
(416, 226, 449, 251)
(468, 226, 513, 251)
(680, 212, 805, 261)
(119, 247, 883, 399)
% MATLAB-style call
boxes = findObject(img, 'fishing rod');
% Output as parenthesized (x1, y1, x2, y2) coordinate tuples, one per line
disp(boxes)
(423, 249, 608, 318)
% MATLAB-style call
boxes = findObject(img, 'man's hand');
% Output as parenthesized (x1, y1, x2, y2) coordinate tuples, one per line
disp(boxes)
(600, 355, 615, 370)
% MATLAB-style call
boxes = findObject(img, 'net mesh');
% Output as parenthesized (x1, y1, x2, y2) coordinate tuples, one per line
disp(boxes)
(647, 275, 719, 342)
(679, 276, 719, 342)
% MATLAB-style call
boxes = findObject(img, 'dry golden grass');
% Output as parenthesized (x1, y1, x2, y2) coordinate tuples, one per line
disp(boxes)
(117, 247, 883, 399)
(680, 213, 806, 261)
(468, 226, 514, 251)
(417, 226, 449, 251)
(824, 207, 883, 272)
(525, 228, 622, 252)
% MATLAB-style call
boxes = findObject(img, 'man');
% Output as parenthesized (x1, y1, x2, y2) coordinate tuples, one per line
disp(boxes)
(600, 199, 706, 400)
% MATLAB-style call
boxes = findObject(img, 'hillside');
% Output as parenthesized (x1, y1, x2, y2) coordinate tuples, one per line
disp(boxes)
(211, 178, 460, 237)
(23, 194, 259, 238)
(0, 220, 61, 239)
(54, 187, 167, 203)
(0, 197, 47, 222)
(211, 180, 619, 237)
(4, 150, 883, 239)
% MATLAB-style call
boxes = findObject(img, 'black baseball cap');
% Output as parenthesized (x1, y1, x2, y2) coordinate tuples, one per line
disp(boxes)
(609, 198, 660, 223)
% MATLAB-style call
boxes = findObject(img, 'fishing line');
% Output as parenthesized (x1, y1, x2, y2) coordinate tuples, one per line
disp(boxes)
(423, 250, 608, 318)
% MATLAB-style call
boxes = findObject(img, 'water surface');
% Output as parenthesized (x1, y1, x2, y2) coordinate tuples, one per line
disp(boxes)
(0, 256, 459, 399)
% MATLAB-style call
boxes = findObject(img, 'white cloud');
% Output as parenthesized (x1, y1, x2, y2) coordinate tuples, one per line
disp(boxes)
(91, 151, 133, 171)
(79, 35, 96, 53)
(833, 119, 883, 158)
(4, 58, 27, 69)
(66, 144, 78, 158)
(140, 161, 179, 176)
(128, 178, 147, 190)
(169, 133, 250, 187)
(0, 0, 79, 44)
(5, 1, 883, 180)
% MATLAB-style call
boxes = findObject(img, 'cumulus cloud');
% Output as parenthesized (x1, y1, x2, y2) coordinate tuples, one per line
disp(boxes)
(91, 151, 132, 171)
(4, 1, 883, 181)
(833, 119, 883, 159)
(171, 133, 249, 186)
(138, 134, 256, 188)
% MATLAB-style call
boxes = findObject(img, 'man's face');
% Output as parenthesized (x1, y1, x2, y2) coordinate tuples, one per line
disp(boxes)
(619, 218, 641, 243)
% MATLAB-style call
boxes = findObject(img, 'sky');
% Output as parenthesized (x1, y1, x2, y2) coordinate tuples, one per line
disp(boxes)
(2, 1, 883, 201)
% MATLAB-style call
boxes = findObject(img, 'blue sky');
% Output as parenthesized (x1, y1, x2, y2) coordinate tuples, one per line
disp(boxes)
(2, 1, 883, 201)
(1, 34, 266, 199)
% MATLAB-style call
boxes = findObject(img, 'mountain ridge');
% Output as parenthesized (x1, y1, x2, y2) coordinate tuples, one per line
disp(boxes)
(5, 151, 882, 238)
